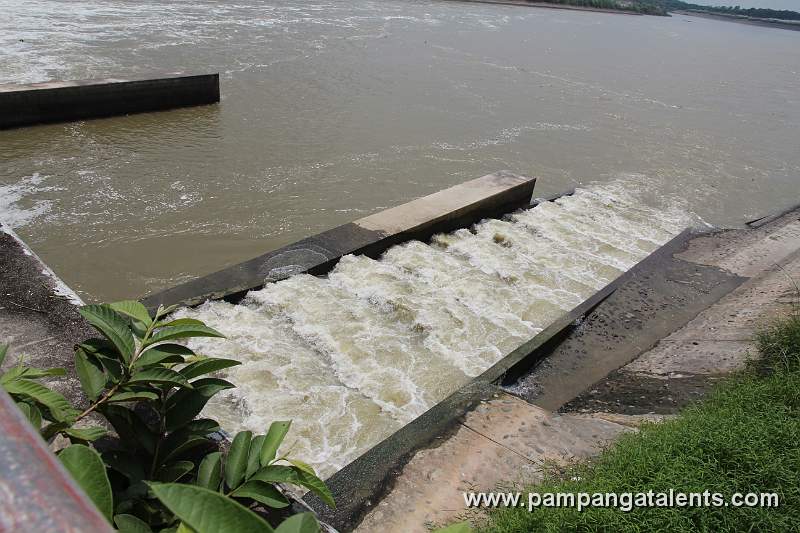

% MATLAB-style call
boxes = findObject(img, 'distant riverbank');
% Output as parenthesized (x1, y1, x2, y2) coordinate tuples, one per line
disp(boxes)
(449, 0, 647, 16)
(674, 10, 800, 31)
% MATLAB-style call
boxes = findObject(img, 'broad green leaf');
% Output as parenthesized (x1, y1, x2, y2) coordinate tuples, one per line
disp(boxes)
(135, 344, 194, 368)
(74, 347, 107, 401)
(79, 304, 136, 363)
(157, 460, 195, 482)
(149, 482, 274, 533)
(110, 300, 153, 327)
(104, 450, 146, 482)
(250, 466, 300, 486)
(177, 523, 195, 533)
(59, 444, 113, 521)
(196, 452, 222, 491)
(64, 426, 107, 441)
(287, 459, 316, 476)
(165, 378, 234, 431)
(0, 344, 7, 367)
(155, 304, 180, 319)
(3, 378, 77, 423)
(96, 355, 123, 382)
(246, 435, 265, 479)
(114, 514, 153, 533)
(41, 421, 69, 440)
(102, 404, 157, 454)
(182, 418, 222, 435)
(275, 513, 320, 533)
(180, 358, 241, 380)
(129, 367, 191, 389)
(260, 421, 291, 466)
(1, 366, 66, 384)
(156, 318, 205, 328)
(16, 402, 42, 429)
(144, 325, 224, 347)
(107, 391, 159, 403)
(225, 431, 252, 490)
(294, 469, 335, 509)
(433, 522, 474, 533)
(159, 437, 210, 466)
(231, 481, 289, 509)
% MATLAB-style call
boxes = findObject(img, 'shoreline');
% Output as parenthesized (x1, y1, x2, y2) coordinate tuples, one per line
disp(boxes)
(674, 10, 800, 31)
(444, 0, 647, 16)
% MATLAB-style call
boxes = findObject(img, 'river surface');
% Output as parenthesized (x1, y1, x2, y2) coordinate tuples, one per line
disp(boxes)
(1, 0, 799, 476)
(1, 0, 799, 302)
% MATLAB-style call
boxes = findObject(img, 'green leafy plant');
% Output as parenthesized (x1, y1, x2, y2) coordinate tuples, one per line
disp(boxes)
(0, 301, 333, 532)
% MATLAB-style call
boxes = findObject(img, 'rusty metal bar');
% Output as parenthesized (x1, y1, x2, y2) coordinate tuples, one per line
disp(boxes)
(0, 389, 112, 532)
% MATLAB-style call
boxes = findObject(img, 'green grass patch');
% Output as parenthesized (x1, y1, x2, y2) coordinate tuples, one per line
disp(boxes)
(482, 315, 800, 533)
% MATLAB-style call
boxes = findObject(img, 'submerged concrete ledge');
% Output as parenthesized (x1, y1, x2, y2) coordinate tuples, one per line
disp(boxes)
(141, 171, 537, 311)
(0, 72, 220, 129)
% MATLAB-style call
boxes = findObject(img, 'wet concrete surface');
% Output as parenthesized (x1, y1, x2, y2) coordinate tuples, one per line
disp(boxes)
(0, 223, 92, 406)
(504, 229, 745, 411)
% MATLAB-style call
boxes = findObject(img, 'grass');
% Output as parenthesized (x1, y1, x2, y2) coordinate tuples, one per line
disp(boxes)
(481, 314, 800, 533)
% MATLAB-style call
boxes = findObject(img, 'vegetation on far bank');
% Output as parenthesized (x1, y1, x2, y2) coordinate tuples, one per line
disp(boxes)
(645, 0, 800, 21)
(477, 313, 800, 532)
(510, 0, 800, 21)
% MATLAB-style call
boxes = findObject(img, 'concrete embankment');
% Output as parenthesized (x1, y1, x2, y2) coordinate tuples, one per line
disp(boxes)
(0, 223, 92, 406)
(338, 205, 800, 533)
(0, 73, 220, 129)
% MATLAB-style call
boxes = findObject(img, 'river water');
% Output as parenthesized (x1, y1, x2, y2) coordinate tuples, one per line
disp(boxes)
(2, 0, 799, 302)
(1, 0, 799, 475)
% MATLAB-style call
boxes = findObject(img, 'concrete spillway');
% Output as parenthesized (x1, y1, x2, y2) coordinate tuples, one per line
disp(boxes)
(172, 178, 697, 478)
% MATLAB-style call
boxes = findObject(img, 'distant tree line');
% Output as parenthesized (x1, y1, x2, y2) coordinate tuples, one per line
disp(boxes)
(521, 0, 800, 20)
(642, 0, 800, 20)
(528, 0, 668, 15)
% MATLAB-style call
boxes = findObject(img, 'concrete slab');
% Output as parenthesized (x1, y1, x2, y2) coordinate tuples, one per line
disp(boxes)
(142, 171, 536, 311)
(0, 73, 220, 129)
(506, 232, 745, 412)
(353, 393, 637, 533)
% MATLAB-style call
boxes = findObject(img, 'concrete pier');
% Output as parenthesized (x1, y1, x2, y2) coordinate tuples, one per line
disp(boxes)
(0, 73, 220, 129)
(141, 171, 537, 311)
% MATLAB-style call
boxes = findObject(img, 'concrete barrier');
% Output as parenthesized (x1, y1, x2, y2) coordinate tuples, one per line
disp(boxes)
(141, 171, 537, 311)
(0, 73, 219, 129)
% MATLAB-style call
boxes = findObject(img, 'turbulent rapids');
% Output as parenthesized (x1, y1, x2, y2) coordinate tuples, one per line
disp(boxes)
(177, 182, 697, 477)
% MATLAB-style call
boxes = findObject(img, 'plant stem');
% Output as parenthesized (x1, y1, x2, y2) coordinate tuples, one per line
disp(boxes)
(76, 308, 163, 423)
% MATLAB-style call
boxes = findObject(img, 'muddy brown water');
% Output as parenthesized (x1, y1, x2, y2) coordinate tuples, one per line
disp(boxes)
(1, 0, 798, 302)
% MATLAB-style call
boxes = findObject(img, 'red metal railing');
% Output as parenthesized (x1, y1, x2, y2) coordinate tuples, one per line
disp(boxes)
(0, 389, 111, 532)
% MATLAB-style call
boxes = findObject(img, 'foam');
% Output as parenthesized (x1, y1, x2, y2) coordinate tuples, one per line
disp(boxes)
(176, 180, 697, 478)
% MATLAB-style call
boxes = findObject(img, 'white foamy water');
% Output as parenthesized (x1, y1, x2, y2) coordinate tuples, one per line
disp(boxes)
(177, 181, 698, 477)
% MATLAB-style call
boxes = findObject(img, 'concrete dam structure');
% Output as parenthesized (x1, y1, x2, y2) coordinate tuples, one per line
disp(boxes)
(0, 73, 220, 129)
(139, 172, 697, 479)
(0, 169, 704, 527)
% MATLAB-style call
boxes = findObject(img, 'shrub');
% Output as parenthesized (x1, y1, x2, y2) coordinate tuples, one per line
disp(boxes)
(0, 301, 333, 532)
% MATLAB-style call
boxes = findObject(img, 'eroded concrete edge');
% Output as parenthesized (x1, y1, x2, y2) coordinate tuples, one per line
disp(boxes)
(141, 171, 536, 311)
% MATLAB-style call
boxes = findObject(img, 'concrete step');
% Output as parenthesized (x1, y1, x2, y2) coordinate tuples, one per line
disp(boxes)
(354, 392, 661, 532)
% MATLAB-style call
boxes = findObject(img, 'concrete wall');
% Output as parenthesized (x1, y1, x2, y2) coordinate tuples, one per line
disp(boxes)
(141, 171, 537, 311)
(0, 73, 219, 129)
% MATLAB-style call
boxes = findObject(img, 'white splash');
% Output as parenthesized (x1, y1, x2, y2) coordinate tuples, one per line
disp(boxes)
(0, 173, 52, 228)
(178, 180, 699, 478)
